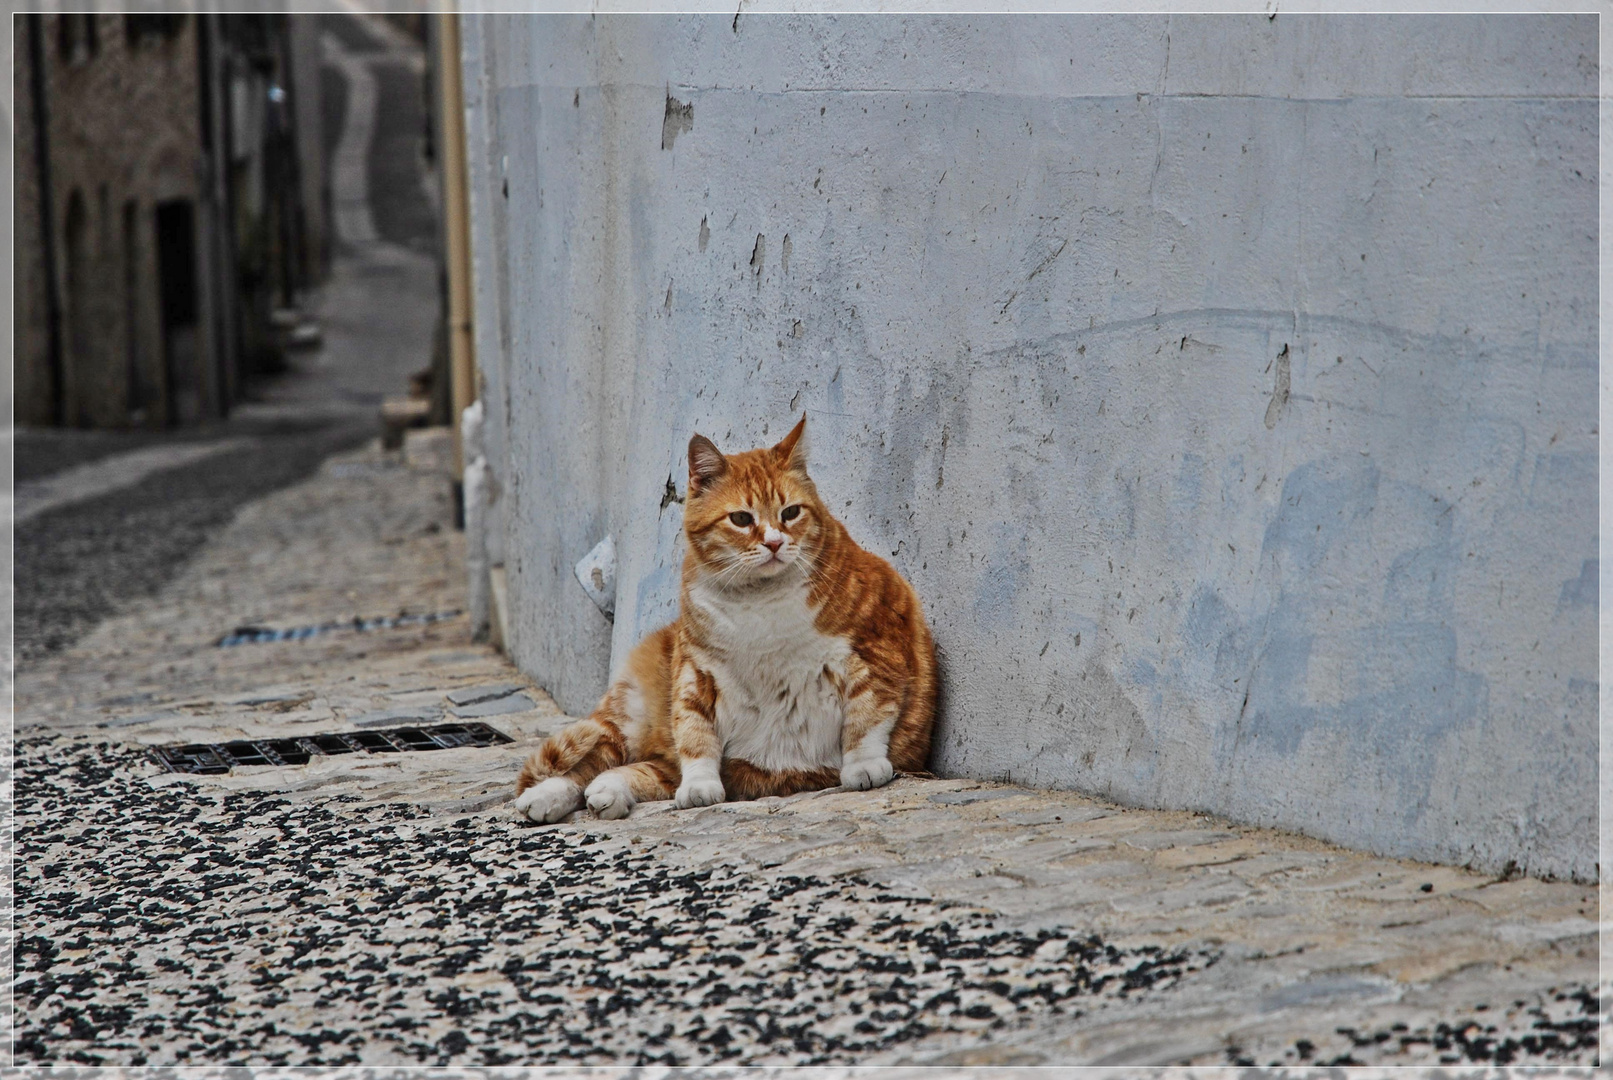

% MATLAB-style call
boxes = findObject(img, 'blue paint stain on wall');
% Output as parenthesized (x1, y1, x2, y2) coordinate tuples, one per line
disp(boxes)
(1181, 584, 1255, 691)
(1382, 492, 1455, 623)
(1384, 544, 1455, 623)
(1558, 558, 1598, 610)
(969, 518, 1034, 631)
(1210, 456, 1488, 830)
(1172, 453, 1205, 515)
(1168, 453, 1207, 563)
(1259, 457, 1380, 574)
(1532, 452, 1597, 498)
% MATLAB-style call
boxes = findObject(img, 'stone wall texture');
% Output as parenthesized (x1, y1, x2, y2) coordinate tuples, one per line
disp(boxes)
(14, 14, 206, 428)
(14, 20, 49, 426)
(460, 13, 1598, 881)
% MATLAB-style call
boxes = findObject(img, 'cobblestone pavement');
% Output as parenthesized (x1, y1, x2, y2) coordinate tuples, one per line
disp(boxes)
(11, 432, 1603, 1070)
(14, 419, 374, 664)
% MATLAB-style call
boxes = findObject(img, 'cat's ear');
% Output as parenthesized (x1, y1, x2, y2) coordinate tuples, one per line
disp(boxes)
(772, 414, 808, 473)
(688, 433, 728, 494)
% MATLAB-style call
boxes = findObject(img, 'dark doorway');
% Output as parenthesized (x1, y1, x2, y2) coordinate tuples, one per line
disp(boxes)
(63, 189, 88, 427)
(155, 199, 200, 424)
(123, 199, 146, 422)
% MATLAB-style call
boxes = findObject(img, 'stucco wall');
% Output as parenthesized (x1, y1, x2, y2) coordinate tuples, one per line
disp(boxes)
(461, 17, 510, 569)
(461, 13, 1597, 881)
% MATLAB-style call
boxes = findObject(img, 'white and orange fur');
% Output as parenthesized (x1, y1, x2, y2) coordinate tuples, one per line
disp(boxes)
(513, 416, 936, 823)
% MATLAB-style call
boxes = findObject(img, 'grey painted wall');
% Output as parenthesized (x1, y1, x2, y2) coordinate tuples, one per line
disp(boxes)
(460, 14, 1597, 882)
(461, 17, 509, 570)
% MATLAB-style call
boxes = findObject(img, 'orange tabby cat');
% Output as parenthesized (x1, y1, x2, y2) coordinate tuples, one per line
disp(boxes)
(514, 416, 936, 822)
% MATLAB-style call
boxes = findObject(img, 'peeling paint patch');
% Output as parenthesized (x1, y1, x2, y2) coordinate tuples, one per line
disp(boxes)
(659, 475, 684, 512)
(782, 233, 792, 273)
(1264, 344, 1291, 430)
(698, 215, 709, 252)
(661, 93, 693, 151)
(750, 233, 765, 276)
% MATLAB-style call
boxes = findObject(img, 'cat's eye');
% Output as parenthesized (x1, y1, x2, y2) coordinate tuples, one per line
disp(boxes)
(728, 511, 754, 527)
(780, 505, 802, 522)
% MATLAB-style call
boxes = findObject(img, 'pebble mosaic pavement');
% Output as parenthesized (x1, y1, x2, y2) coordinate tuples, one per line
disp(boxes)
(16, 738, 1214, 1066)
(13, 728, 1603, 1068)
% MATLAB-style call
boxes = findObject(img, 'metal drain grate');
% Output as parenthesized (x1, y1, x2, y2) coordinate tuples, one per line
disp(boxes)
(151, 722, 513, 774)
(217, 610, 462, 647)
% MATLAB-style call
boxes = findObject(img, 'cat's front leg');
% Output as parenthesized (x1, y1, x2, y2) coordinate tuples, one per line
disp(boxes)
(840, 674, 898, 791)
(671, 658, 726, 809)
(675, 757, 725, 809)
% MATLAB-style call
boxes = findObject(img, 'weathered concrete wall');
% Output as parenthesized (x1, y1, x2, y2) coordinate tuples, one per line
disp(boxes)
(462, 14, 1598, 881)
(460, 15, 509, 570)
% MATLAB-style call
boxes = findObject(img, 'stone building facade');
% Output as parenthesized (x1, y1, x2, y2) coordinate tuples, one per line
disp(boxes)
(14, 13, 327, 428)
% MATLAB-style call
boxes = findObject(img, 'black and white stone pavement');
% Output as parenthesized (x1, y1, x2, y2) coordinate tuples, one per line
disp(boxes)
(17, 733, 1601, 1069)
(14, 738, 1216, 1067)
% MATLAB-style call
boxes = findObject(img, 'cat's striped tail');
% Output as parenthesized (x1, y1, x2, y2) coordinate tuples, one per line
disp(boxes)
(514, 715, 629, 794)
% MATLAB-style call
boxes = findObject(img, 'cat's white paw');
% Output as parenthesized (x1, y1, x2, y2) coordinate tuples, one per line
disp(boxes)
(514, 776, 581, 823)
(675, 777, 725, 809)
(585, 772, 635, 820)
(841, 755, 895, 791)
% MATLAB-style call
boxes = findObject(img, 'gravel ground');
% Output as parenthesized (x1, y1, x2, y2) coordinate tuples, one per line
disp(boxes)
(15, 737, 1213, 1067)
(1246, 993, 1600, 1068)
(13, 427, 248, 485)
(14, 420, 372, 664)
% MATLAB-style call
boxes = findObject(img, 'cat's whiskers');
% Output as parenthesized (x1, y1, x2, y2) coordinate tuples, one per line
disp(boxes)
(793, 541, 832, 589)
(703, 548, 777, 592)
(708, 556, 752, 590)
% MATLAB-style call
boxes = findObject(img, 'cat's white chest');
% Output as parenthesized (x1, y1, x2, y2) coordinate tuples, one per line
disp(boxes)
(690, 578, 850, 772)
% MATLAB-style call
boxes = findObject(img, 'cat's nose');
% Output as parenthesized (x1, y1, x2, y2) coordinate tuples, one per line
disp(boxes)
(762, 537, 783, 553)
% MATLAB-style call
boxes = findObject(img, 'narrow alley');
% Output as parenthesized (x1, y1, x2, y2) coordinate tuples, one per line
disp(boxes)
(8, 12, 1603, 1072)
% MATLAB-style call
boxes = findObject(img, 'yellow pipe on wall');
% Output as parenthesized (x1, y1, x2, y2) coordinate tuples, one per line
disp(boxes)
(435, 10, 476, 480)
